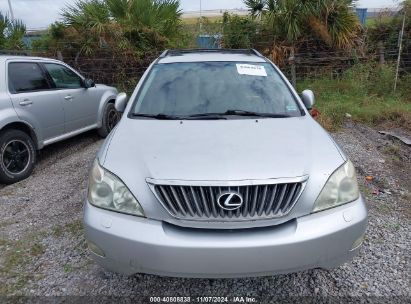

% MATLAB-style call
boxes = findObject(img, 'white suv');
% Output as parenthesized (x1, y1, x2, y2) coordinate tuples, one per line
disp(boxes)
(0, 56, 119, 184)
(84, 49, 367, 278)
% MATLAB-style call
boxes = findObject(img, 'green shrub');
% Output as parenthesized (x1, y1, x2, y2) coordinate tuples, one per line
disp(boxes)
(298, 63, 411, 130)
(222, 13, 259, 49)
(342, 62, 396, 97)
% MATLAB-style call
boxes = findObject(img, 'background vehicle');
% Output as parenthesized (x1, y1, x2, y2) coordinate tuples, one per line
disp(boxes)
(0, 56, 119, 184)
(84, 49, 367, 278)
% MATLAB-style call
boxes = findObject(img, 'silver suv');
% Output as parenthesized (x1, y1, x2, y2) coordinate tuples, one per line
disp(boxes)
(84, 49, 367, 278)
(0, 56, 118, 184)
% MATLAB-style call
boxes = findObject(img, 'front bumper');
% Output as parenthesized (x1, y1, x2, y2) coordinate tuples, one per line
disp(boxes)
(83, 197, 367, 278)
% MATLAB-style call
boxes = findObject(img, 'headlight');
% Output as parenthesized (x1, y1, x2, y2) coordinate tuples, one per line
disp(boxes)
(313, 160, 359, 212)
(88, 159, 145, 217)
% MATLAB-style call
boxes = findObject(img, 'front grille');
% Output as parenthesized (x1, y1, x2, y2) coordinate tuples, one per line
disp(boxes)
(151, 182, 304, 221)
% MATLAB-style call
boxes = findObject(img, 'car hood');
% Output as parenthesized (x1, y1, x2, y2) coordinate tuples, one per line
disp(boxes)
(102, 116, 345, 182)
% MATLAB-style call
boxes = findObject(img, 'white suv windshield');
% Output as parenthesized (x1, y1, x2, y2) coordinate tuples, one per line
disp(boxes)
(131, 62, 302, 118)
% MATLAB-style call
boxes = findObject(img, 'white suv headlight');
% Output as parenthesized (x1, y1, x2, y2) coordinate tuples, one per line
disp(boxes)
(88, 159, 145, 217)
(313, 160, 359, 212)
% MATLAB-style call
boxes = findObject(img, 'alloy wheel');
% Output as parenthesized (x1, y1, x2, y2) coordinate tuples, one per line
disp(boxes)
(2, 140, 30, 175)
(107, 108, 120, 131)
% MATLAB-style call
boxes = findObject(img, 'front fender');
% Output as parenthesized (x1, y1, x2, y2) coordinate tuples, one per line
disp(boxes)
(96, 87, 118, 128)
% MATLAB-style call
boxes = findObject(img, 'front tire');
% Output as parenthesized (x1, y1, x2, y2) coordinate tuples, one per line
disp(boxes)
(97, 103, 121, 138)
(0, 129, 36, 184)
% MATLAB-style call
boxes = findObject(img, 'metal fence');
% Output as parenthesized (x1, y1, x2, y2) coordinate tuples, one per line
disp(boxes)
(6, 38, 410, 92)
(281, 43, 411, 85)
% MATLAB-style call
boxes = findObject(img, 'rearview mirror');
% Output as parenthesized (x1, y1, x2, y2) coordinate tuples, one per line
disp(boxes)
(84, 78, 95, 88)
(300, 89, 315, 110)
(115, 92, 128, 113)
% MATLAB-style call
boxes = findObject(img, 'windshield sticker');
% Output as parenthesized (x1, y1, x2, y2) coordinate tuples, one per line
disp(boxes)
(286, 105, 298, 111)
(236, 64, 267, 77)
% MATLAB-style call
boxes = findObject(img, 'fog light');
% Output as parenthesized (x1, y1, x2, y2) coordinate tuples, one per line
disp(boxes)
(350, 235, 365, 251)
(87, 241, 105, 258)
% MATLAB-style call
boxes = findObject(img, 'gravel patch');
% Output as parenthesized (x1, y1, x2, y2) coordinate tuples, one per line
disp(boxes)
(0, 123, 409, 301)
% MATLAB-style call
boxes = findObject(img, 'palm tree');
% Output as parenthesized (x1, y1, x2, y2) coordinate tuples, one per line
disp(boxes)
(244, 0, 360, 50)
(61, 0, 182, 54)
(62, 0, 112, 53)
(244, 0, 265, 20)
(0, 12, 26, 50)
(0, 13, 10, 48)
(5, 19, 26, 49)
(309, 0, 360, 49)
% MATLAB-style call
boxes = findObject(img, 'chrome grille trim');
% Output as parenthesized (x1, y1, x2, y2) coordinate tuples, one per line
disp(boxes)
(147, 176, 308, 221)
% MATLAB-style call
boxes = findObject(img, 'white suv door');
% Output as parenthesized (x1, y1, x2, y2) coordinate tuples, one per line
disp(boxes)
(8, 61, 65, 141)
(42, 62, 99, 133)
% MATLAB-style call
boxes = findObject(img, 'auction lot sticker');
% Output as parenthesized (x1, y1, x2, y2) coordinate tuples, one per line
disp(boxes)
(236, 64, 267, 77)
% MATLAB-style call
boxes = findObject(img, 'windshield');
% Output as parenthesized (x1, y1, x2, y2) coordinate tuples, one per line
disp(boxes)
(131, 62, 302, 119)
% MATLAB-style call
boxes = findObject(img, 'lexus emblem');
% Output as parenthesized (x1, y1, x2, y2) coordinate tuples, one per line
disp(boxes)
(217, 192, 243, 211)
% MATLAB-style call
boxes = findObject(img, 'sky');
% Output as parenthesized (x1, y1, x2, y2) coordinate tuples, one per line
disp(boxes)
(0, 0, 400, 30)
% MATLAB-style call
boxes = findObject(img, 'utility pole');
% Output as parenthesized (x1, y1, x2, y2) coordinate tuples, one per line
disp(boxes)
(394, 12, 406, 92)
(7, 0, 15, 21)
(199, 0, 203, 33)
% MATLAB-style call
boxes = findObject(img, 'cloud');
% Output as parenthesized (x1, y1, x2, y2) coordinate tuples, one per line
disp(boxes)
(4, 0, 248, 29)
(179, 0, 245, 12)
(0, 0, 399, 30)
(0, 0, 68, 29)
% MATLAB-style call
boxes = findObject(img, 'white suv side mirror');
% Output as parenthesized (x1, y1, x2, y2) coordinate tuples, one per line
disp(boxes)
(115, 92, 128, 113)
(301, 89, 315, 110)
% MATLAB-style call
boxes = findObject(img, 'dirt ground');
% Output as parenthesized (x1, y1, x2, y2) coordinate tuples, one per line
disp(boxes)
(0, 121, 410, 301)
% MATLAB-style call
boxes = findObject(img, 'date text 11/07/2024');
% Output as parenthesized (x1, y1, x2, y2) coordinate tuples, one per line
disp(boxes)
(149, 296, 258, 303)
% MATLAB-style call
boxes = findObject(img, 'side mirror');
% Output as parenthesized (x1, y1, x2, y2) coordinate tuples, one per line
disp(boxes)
(84, 78, 95, 88)
(115, 92, 128, 113)
(300, 89, 315, 110)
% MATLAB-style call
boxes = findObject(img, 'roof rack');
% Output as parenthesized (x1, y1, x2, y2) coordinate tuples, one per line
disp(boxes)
(160, 49, 264, 58)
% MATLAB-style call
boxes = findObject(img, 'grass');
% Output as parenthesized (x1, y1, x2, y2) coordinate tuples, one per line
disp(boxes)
(0, 236, 44, 295)
(63, 264, 74, 273)
(66, 220, 83, 236)
(375, 202, 391, 213)
(365, 16, 394, 27)
(297, 63, 411, 131)
(52, 219, 83, 238)
(359, 184, 372, 197)
(0, 219, 18, 229)
(52, 225, 64, 237)
(1, 219, 84, 295)
(182, 16, 223, 25)
(382, 144, 404, 164)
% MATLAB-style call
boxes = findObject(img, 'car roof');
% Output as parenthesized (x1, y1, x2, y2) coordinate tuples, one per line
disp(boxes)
(0, 55, 61, 63)
(157, 49, 267, 64)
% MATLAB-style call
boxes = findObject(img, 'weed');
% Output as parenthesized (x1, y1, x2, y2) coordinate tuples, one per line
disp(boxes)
(0, 232, 47, 295)
(30, 243, 45, 256)
(382, 145, 401, 157)
(359, 184, 372, 197)
(52, 225, 64, 237)
(51, 220, 83, 238)
(63, 264, 73, 273)
(375, 202, 390, 213)
(298, 63, 411, 130)
(66, 220, 83, 236)
(0, 219, 17, 229)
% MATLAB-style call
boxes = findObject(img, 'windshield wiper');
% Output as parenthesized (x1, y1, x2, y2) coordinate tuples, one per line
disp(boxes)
(131, 113, 184, 120)
(189, 110, 291, 118)
(184, 115, 227, 120)
(131, 110, 289, 120)
(131, 113, 227, 120)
